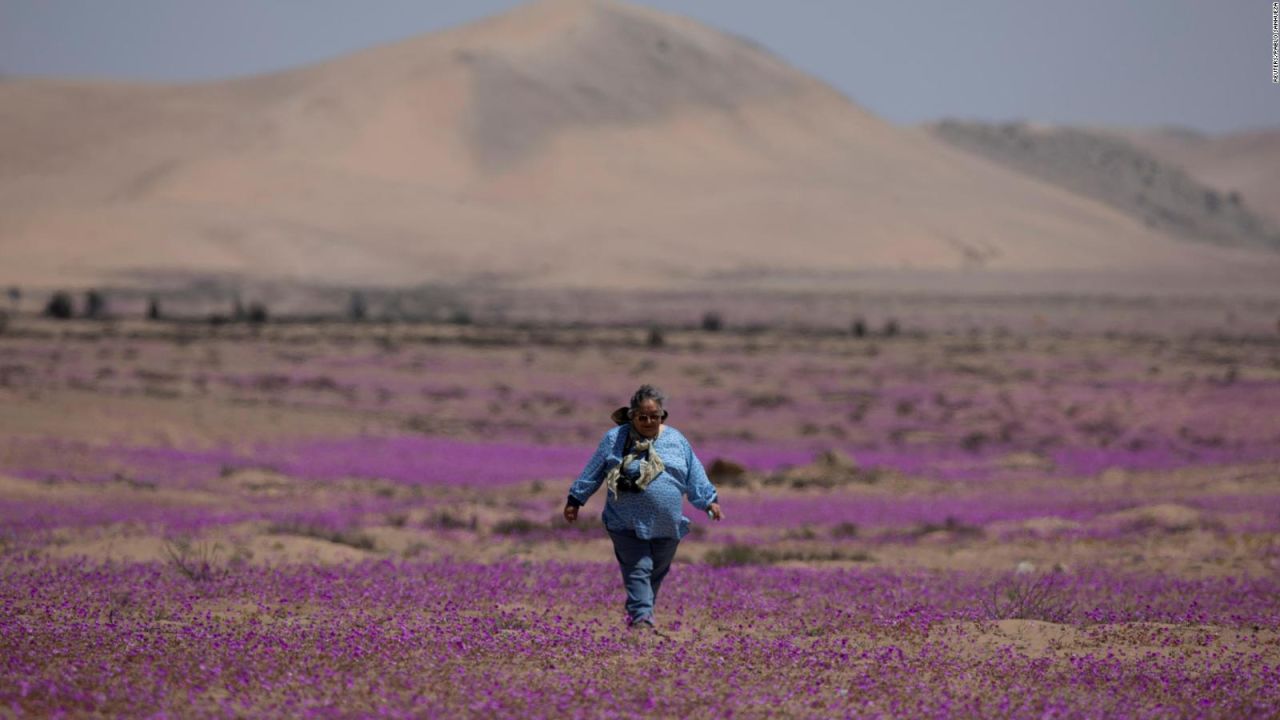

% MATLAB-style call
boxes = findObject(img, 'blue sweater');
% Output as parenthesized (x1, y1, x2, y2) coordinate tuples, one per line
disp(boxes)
(568, 425, 718, 540)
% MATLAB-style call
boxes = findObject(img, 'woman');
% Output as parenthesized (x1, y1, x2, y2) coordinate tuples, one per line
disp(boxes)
(564, 384, 724, 633)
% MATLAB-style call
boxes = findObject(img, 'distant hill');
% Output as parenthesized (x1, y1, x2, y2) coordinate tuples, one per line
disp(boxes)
(2, 0, 1277, 294)
(929, 120, 1280, 253)
(1105, 126, 1280, 228)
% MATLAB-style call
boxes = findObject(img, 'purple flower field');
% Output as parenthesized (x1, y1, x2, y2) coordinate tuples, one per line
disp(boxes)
(4, 558, 1279, 718)
(2, 319, 1279, 717)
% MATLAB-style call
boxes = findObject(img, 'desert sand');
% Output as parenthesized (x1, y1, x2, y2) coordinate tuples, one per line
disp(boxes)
(3, 0, 1278, 294)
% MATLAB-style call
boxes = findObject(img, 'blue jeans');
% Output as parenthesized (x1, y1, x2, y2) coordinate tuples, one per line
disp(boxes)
(608, 530, 680, 624)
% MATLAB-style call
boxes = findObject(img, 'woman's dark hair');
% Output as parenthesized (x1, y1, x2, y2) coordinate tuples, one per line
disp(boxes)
(629, 384, 667, 412)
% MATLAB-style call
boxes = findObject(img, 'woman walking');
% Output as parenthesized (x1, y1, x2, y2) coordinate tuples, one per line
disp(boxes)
(564, 384, 723, 633)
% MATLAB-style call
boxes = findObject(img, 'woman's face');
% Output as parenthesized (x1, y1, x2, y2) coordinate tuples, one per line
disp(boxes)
(630, 399, 664, 438)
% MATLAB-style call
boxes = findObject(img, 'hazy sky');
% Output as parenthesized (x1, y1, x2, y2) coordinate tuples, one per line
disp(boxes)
(1, 0, 1276, 134)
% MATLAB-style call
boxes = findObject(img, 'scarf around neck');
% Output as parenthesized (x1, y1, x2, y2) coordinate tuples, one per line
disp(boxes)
(604, 428, 665, 499)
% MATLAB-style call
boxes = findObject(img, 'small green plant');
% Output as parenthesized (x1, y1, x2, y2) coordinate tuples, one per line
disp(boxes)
(84, 289, 106, 319)
(961, 431, 988, 453)
(429, 510, 477, 530)
(43, 291, 74, 320)
(746, 392, 790, 408)
(784, 525, 818, 540)
(246, 302, 269, 324)
(704, 544, 772, 567)
(707, 457, 748, 487)
(492, 517, 542, 535)
(980, 570, 1076, 623)
(912, 516, 984, 539)
(268, 522, 376, 551)
(348, 291, 368, 321)
(831, 522, 860, 539)
(704, 543, 872, 567)
(162, 537, 228, 582)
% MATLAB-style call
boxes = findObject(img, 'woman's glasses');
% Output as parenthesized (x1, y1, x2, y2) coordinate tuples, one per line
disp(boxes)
(631, 412, 665, 423)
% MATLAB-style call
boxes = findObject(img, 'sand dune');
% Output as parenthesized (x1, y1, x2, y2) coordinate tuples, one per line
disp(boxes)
(2, 0, 1277, 292)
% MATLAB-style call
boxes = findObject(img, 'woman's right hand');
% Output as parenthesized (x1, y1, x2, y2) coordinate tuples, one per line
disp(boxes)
(563, 505, 579, 524)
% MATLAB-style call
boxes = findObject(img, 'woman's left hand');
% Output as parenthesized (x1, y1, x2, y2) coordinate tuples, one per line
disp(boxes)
(707, 503, 724, 521)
